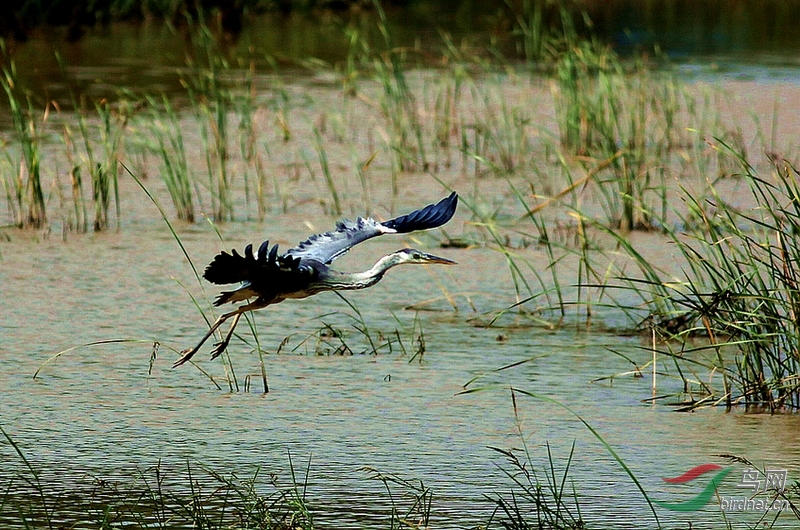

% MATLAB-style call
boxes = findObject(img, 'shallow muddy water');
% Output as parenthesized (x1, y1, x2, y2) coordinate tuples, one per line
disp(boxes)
(2, 214, 800, 528)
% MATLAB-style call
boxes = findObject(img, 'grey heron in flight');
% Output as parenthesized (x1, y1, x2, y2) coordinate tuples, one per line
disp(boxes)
(174, 192, 458, 367)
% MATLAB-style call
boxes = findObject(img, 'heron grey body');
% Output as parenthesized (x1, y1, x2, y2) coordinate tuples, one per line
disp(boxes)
(174, 192, 458, 367)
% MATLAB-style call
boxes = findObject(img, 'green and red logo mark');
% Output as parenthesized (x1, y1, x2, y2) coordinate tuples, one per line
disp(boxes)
(654, 463, 734, 512)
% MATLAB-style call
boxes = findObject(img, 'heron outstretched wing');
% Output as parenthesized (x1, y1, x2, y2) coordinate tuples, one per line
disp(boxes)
(285, 191, 458, 264)
(204, 240, 305, 285)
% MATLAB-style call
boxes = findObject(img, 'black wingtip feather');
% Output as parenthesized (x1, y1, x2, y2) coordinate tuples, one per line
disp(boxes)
(258, 240, 269, 262)
(203, 241, 297, 285)
(204, 250, 250, 285)
(382, 191, 458, 233)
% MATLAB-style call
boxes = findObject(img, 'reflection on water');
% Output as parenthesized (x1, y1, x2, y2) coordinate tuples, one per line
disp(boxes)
(3, 1, 800, 109)
(1, 224, 799, 528)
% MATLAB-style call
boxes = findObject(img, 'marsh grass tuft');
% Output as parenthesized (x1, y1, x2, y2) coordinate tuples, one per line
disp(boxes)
(362, 467, 433, 529)
(552, 41, 695, 231)
(1, 426, 316, 529)
(371, 0, 428, 172)
(181, 19, 238, 221)
(149, 95, 196, 222)
(487, 442, 584, 530)
(488, 390, 584, 530)
(642, 148, 800, 410)
(1, 55, 46, 229)
(89, 99, 127, 231)
(550, 140, 800, 411)
(302, 295, 429, 359)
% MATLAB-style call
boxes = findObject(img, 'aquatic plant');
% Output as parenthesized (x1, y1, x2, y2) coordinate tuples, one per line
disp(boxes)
(235, 58, 267, 221)
(90, 99, 127, 231)
(59, 125, 90, 232)
(362, 468, 433, 529)
(1, 425, 316, 529)
(463, 388, 659, 528)
(645, 147, 800, 410)
(149, 95, 196, 222)
(371, 0, 428, 173)
(550, 140, 800, 410)
(181, 18, 237, 222)
(552, 38, 695, 231)
(313, 126, 342, 216)
(1, 55, 46, 229)
(485, 390, 585, 530)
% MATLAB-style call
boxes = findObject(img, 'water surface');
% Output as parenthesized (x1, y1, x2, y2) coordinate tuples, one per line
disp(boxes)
(2, 220, 799, 528)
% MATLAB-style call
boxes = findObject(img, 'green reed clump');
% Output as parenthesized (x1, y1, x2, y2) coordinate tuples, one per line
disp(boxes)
(583, 142, 800, 410)
(362, 468, 433, 529)
(60, 127, 90, 232)
(552, 39, 693, 230)
(92, 100, 127, 230)
(1, 57, 46, 229)
(656, 149, 800, 410)
(181, 19, 238, 221)
(487, 443, 584, 530)
(177, 21, 264, 222)
(149, 95, 196, 222)
(477, 121, 800, 410)
(462, 388, 659, 528)
(371, 0, 428, 172)
(61, 93, 132, 232)
(235, 57, 269, 221)
(508, 0, 551, 63)
(484, 389, 585, 528)
(458, 83, 534, 178)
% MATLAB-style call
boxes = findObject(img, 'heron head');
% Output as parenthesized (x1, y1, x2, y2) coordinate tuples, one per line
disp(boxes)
(395, 248, 457, 265)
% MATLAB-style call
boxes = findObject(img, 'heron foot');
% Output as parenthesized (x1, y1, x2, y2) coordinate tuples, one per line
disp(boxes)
(209, 339, 231, 360)
(173, 347, 198, 368)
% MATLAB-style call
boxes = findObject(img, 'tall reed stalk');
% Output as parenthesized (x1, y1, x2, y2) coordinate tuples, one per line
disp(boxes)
(93, 99, 126, 230)
(182, 18, 235, 221)
(149, 95, 196, 222)
(660, 148, 800, 409)
(1, 58, 46, 228)
(60, 126, 89, 232)
(372, 0, 428, 171)
(553, 43, 686, 230)
(313, 127, 342, 215)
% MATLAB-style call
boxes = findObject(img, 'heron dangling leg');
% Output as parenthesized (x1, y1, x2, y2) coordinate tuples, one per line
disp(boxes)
(209, 312, 242, 360)
(173, 310, 240, 367)
(174, 300, 265, 368)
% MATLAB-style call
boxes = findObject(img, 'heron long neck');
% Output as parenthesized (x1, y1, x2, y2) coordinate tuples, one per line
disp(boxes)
(323, 253, 404, 291)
